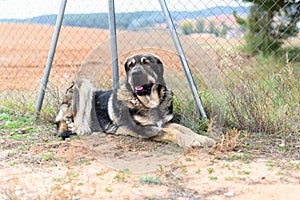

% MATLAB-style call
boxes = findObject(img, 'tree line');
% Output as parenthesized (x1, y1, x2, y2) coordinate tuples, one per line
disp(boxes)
(180, 18, 231, 37)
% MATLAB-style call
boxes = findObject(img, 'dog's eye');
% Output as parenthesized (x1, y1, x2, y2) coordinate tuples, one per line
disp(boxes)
(128, 59, 136, 69)
(141, 57, 150, 64)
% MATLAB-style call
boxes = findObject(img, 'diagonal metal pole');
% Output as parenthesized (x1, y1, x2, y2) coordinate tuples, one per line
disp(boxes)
(108, 0, 119, 89)
(158, 0, 207, 119)
(34, 0, 67, 118)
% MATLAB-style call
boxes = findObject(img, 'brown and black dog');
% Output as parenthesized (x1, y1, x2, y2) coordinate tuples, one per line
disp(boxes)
(55, 53, 215, 148)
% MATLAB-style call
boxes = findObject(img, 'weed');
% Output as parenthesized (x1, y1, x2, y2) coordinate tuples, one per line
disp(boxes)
(114, 169, 130, 183)
(17, 144, 30, 150)
(158, 165, 164, 173)
(212, 128, 246, 153)
(224, 55, 299, 142)
(0, 113, 10, 120)
(275, 171, 284, 176)
(76, 159, 85, 165)
(207, 168, 214, 174)
(68, 171, 79, 178)
(222, 163, 230, 168)
(228, 153, 252, 161)
(287, 162, 300, 170)
(7, 151, 16, 157)
(243, 160, 251, 164)
(181, 166, 188, 173)
(224, 176, 234, 181)
(9, 134, 29, 140)
(242, 170, 250, 175)
(185, 157, 192, 162)
(266, 161, 276, 169)
(43, 152, 54, 161)
(139, 175, 160, 185)
(195, 168, 201, 174)
(209, 176, 218, 181)
(105, 187, 113, 192)
(9, 161, 17, 166)
(77, 182, 84, 186)
(210, 159, 217, 164)
(53, 177, 64, 183)
(85, 159, 92, 165)
(56, 157, 62, 162)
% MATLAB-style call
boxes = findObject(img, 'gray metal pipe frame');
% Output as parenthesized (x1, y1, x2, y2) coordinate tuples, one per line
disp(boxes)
(158, 0, 207, 119)
(108, 0, 119, 89)
(34, 0, 67, 118)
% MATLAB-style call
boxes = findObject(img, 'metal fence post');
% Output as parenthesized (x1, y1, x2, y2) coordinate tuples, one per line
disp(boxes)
(34, 0, 67, 118)
(158, 0, 207, 119)
(108, 0, 119, 89)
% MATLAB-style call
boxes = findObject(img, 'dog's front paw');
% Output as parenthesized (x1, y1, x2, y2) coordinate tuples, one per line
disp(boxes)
(72, 124, 91, 135)
(191, 135, 216, 148)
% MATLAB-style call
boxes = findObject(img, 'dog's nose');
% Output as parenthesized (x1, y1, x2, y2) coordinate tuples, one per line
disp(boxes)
(132, 70, 142, 76)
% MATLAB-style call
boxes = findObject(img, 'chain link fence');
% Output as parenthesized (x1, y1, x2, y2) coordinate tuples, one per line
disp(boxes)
(0, 0, 299, 137)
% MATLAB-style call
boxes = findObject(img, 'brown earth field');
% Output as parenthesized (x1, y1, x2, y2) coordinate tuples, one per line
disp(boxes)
(0, 23, 299, 199)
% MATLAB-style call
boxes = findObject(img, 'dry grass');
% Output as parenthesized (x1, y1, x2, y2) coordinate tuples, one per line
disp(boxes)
(212, 128, 246, 153)
(219, 52, 299, 151)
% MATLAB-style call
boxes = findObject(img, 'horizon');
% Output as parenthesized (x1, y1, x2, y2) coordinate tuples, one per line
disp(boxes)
(0, 0, 247, 20)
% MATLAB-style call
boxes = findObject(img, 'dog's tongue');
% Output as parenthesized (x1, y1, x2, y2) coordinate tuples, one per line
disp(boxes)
(135, 86, 143, 91)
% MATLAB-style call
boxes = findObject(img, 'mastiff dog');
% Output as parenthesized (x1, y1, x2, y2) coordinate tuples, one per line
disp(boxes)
(55, 53, 215, 148)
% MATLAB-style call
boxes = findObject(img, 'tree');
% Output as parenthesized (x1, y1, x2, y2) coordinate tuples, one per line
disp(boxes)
(181, 20, 194, 35)
(208, 20, 219, 36)
(195, 18, 205, 33)
(219, 21, 230, 37)
(234, 0, 300, 55)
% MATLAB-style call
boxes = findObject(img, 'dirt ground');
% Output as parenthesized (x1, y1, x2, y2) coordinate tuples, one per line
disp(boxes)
(0, 117, 299, 200)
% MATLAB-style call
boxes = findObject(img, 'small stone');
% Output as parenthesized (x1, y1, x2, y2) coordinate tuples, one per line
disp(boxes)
(65, 138, 71, 142)
(72, 194, 80, 200)
(224, 191, 234, 197)
(19, 128, 26, 134)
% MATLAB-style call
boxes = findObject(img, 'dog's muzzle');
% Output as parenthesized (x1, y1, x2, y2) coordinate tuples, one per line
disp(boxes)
(135, 83, 154, 96)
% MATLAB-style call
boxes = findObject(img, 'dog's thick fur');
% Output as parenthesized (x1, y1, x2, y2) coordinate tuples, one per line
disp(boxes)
(55, 53, 215, 148)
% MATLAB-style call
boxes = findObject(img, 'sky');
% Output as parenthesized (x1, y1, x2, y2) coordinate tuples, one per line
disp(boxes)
(0, 0, 243, 19)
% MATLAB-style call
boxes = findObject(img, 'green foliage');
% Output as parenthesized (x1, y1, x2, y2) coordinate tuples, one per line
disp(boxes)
(207, 168, 215, 174)
(139, 175, 160, 185)
(235, 0, 299, 55)
(208, 20, 219, 36)
(219, 21, 230, 37)
(181, 20, 194, 35)
(277, 47, 300, 62)
(195, 18, 205, 33)
(43, 152, 54, 161)
(114, 169, 130, 183)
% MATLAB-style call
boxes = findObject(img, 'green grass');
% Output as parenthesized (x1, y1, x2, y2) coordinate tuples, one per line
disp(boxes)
(139, 175, 160, 185)
(7, 151, 16, 157)
(242, 170, 250, 175)
(105, 187, 113, 192)
(228, 153, 252, 161)
(209, 176, 218, 181)
(43, 152, 54, 161)
(9, 134, 29, 140)
(114, 169, 130, 183)
(207, 168, 214, 174)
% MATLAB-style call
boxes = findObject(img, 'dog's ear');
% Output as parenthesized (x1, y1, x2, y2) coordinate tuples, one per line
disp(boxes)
(151, 54, 164, 79)
(153, 54, 162, 65)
